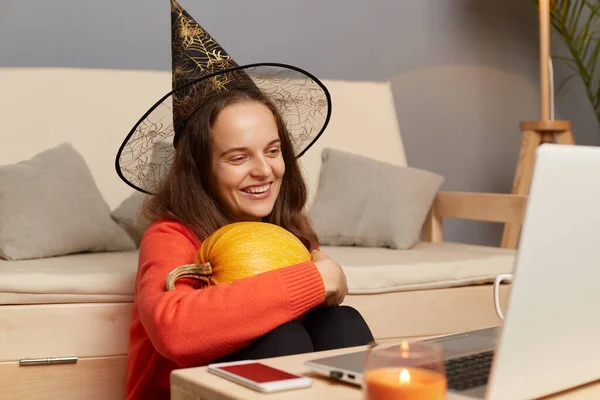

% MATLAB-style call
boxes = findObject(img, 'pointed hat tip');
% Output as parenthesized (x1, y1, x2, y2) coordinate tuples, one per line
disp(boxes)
(171, 0, 182, 12)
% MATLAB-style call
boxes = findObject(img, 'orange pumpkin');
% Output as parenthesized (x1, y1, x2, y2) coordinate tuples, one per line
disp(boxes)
(166, 222, 311, 290)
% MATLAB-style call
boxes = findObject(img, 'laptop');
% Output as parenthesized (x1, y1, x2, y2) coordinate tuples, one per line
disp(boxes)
(305, 144, 600, 399)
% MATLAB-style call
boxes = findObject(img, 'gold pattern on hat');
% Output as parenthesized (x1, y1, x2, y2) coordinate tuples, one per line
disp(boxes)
(171, 0, 236, 85)
(170, 0, 243, 136)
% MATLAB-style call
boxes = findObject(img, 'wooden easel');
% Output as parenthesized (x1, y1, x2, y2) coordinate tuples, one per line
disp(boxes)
(500, 0, 575, 249)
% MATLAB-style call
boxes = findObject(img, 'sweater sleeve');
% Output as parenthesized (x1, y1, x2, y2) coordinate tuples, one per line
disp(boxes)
(135, 220, 326, 368)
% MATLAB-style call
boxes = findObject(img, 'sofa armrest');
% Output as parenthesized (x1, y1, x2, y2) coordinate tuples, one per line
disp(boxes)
(422, 191, 528, 249)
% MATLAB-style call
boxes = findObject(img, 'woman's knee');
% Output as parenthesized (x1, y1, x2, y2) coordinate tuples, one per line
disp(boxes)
(307, 305, 368, 327)
(248, 321, 314, 358)
(332, 305, 367, 322)
(215, 322, 313, 363)
(303, 306, 374, 351)
(266, 321, 313, 346)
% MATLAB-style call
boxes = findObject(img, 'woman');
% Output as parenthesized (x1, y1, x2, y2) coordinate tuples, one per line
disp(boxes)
(123, 87, 374, 400)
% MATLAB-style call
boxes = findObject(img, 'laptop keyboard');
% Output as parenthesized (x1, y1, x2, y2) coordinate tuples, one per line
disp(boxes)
(445, 350, 495, 391)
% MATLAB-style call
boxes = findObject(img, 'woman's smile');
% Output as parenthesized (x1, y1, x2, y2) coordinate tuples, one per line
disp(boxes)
(240, 182, 272, 199)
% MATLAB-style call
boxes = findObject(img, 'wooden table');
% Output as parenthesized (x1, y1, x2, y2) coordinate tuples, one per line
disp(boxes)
(171, 343, 600, 400)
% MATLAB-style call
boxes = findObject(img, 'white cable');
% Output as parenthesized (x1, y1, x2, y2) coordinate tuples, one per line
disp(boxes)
(494, 274, 514, 321)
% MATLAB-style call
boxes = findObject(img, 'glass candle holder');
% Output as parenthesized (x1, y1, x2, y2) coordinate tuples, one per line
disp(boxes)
(363, 341, 447, 400)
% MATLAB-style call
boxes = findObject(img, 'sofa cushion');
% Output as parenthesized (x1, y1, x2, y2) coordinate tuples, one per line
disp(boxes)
(323, 242, 516, 294)
(310, 148, 444, 249)
(0, 251, 139, 304)
(0, 242, 515, 305)
(0, 143, 136, 260)
(111, 191, 151, 247)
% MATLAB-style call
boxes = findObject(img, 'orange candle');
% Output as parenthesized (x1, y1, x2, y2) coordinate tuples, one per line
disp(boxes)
(364, 367, 447, 400)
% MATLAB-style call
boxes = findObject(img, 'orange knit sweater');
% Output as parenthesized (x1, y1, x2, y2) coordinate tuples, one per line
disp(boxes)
(125, 219, 326, 400)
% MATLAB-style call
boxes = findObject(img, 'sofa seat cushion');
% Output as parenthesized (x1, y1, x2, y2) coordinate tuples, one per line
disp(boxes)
(0, 242, 516, 304)
(0, 251, 139, 305)
(322, 241, 516, 294)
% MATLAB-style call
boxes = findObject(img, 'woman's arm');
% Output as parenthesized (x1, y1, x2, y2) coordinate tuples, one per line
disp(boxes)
(135, 220, 325, 368)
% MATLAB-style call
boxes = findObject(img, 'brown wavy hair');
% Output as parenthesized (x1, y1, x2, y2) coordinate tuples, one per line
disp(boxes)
(142, 88, 319, 251)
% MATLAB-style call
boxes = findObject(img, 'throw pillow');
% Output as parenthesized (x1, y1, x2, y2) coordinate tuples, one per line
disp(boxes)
(309, 148, 444, 249)
(0, 143, 136, 260)
(111, 191, 151, 247)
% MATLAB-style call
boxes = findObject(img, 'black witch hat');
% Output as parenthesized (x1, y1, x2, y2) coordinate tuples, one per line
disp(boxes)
(115, 0, 332, 194)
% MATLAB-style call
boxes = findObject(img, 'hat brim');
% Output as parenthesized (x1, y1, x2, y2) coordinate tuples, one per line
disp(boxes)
(115, 62, 332, 195)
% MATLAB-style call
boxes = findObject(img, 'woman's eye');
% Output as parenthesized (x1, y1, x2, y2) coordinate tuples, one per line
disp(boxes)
(268, 147, 281, 156)
(230, 155, 246, 163)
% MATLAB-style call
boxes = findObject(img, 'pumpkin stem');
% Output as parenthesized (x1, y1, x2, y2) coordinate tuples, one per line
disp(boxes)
(165, 262, 213, 291)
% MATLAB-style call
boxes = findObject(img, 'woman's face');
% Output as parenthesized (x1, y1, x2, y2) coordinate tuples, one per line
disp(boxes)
(210, 101, 285, 222)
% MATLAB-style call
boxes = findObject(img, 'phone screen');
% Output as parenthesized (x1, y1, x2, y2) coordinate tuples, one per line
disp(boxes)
(217, 363, 300, 383)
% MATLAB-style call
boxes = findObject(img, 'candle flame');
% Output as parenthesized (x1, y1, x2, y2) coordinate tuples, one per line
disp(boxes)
(399, 368, 411, 384)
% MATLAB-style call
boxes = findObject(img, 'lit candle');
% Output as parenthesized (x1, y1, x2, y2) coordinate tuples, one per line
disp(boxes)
(364, 367, 447, 400)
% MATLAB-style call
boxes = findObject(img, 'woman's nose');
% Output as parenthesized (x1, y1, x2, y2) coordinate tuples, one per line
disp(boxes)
(250, 156, 271, 177)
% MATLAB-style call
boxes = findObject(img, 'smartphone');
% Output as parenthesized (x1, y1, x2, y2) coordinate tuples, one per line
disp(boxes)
(207, 359, 313, 393)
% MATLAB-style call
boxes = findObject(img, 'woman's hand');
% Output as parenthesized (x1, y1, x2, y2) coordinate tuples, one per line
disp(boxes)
(312, 250, 348, 307)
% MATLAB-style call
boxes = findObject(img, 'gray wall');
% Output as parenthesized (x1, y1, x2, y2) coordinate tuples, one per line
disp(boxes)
(1, 0, 597, 246)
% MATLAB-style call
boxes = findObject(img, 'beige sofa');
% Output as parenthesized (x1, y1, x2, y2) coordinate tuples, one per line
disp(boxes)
(0, 67, 522, 399)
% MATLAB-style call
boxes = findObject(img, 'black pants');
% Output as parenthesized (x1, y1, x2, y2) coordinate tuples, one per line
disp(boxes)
(215, 305, 374, 363)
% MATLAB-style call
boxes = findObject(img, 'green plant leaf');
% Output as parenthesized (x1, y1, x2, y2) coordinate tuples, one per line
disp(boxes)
(556, 72, 582, 95)
(553, 54, 579, 70)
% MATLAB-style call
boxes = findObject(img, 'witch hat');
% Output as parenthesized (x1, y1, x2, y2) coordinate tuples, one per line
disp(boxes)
(115, 0, 331, 195)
